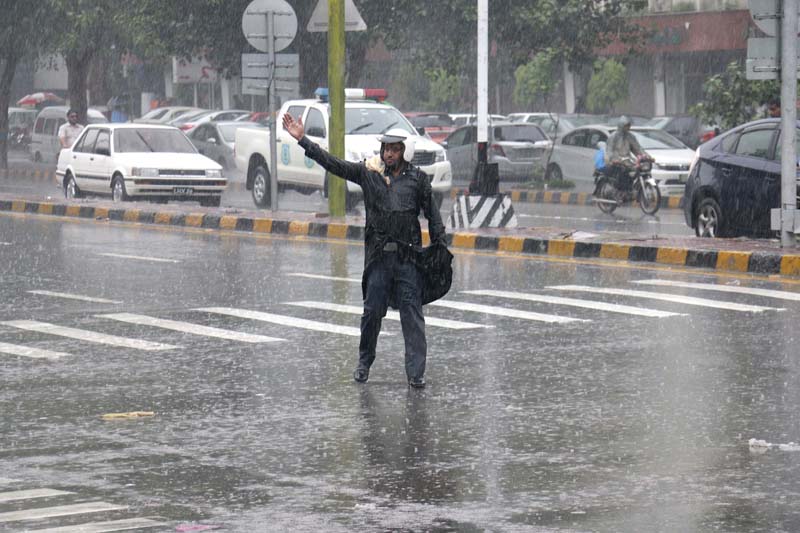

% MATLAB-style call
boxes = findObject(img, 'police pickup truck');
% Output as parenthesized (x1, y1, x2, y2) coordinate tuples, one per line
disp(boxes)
(234, 88, 452, 209)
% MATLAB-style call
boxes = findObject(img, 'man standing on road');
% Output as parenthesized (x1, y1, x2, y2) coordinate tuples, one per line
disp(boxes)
(282, 113, 446, 389)
(58, 109, 84, 149)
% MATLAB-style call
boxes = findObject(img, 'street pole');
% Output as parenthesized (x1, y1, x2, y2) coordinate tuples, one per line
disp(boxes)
(267, 11, 279, 212)
(328, 0, 346, 217)
(477, 0, 488, 166)
(780, 0, 798, 246)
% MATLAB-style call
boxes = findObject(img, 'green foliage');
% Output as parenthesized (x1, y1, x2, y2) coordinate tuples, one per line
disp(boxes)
(586, 59, 628, 113)
(513, 49, 558, 109)
(689, 61, 779, 130)
(425, 68, 461, 111)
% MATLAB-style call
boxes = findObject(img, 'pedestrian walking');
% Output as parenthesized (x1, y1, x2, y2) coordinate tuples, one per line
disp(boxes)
(282, 113, 449, 389)
(58, 109, 84, 149)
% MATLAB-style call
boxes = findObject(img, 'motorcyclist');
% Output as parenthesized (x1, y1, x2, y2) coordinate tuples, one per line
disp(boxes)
(603, 115, 643, 191)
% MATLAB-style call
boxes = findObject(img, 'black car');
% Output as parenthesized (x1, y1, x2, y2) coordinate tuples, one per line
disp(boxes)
(684, 118, 799, 238)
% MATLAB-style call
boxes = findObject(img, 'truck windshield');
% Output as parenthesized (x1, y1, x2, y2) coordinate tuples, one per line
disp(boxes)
(346, 107, 415, 135)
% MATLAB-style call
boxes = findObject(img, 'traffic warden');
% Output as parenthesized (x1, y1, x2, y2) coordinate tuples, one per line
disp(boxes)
(282, 113, 446, 389)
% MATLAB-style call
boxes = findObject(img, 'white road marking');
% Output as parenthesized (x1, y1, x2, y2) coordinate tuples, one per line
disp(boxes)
(0, 242, 13, 246)
(97, 313, 284, 343)
(30, 517, 165, 533)
(0, 342, 70, 360)
(0, 320, 178, 351)
(0, 488, 73, 503)
(196, 307, 374, 337)
(287, 273, 359, 283)
(96, 253, 180, 263)
(286, 301, 493, 329)
(0, 501, 126, 523)
(463, 289, 685, 318)
(632, 279, 800, 302)
(28, 290, 122, 304)
(429, 300, 587, 324)
(548, 285, 784, 313)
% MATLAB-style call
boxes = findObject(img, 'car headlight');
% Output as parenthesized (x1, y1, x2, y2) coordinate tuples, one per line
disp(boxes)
(435, 150, 446, 162)
(132, 167, 158, 177)
(688, 148, 700, 176)
(206, 169, 223, 179)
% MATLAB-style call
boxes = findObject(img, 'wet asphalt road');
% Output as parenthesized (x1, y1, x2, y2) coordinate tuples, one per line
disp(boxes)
(1, 212, 799, 532)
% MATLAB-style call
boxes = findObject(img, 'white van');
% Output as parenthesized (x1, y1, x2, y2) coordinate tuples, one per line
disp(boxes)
(29, 106, 108, 164)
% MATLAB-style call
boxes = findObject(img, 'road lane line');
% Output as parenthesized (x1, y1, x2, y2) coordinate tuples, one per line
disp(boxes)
(32, 517, 166, 532)
(548, 285, 784, 313)
(0, 488, 73, 503)
(195, 307, 375, 337)
(0, 501, 127, 523)
(463, 289, 685, 318)
(286, 301, 493, 329)
(428, 300, 587, 323)
(287, 273, 359, 283)
(96, 253, 180, 263)
(97, 313, 284, 343)
(28, 290, 122, 304)
(632, 279, 800, 302)
(0, 320, 178, 351)
(0, 342, 70, 360)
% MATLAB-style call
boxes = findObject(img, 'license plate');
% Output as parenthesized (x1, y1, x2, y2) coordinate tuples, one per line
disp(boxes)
(173, 187, 194, 195)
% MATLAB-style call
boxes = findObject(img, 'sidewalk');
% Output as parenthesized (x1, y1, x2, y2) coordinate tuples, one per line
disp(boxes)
(2, 192, 798, 279)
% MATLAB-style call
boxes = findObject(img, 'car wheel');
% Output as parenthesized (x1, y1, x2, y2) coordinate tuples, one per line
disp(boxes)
(251, 164, 270, 208)
(64, 174, 81, 199)
(694, 197, 723, 238)
(546, 163, 562, 182)
(111, 175, 129, 202)
(200, 197, 221, 207)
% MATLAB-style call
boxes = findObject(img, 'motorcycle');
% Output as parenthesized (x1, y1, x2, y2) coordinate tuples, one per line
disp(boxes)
(593, 154, 661, 215)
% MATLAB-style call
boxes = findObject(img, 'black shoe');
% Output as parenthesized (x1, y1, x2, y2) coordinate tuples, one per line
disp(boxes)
(408, 377, 426, 389)
(353, 368, 369, 383)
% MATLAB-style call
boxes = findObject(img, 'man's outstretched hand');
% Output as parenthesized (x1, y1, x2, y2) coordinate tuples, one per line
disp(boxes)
(282, 114, 304, 141)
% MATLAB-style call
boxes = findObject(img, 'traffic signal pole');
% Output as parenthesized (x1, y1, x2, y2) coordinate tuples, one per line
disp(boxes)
(780, 0, 798, 246)
(328, 0, 346, 217)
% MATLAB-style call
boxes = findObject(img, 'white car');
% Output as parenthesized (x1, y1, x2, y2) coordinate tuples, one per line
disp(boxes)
(235, 89, 452, 208)
(547, 125, 694, 196)
(56, 124, 226, 207)
(449, 113, 507, 127)
(134, 106, 204, 124)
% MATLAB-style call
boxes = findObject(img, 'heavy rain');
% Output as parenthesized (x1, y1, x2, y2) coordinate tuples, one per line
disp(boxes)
(1, 0, 800, 531)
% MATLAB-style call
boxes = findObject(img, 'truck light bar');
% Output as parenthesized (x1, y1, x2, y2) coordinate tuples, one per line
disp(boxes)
(315, 88, 388, 103)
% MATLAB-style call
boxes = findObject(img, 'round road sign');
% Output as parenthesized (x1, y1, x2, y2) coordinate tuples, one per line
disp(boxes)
(242, 0, 298, 53)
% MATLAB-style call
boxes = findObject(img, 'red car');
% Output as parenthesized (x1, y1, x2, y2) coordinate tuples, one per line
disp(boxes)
(404, 112, 455, 144)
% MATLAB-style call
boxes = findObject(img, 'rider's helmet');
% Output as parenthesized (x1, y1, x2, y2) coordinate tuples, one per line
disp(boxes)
(379, 128, 416, 163)
(617, 115, 632, 129)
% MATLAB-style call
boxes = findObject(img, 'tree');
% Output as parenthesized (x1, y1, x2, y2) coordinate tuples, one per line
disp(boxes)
(689, 61, 779, 130)
(585, 58, 628, 113)
(513, 49, 559, 109)
(425, 68, 461, 111)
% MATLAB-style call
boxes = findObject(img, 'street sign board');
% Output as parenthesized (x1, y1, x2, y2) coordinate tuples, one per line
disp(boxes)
(242, 0, 298, 52)
(241, 78, 300, 99)
(172, 56, 217, 84)
(307, 0, 367, 32)
(241, 53, 299, 80)
(750, 0, 781, 36)
(746, 37, 800, 80)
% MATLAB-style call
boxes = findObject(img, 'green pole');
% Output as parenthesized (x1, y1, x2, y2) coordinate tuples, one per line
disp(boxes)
(328, 0, 346, 216)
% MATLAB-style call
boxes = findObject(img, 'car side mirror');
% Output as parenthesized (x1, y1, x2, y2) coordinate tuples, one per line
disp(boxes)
(416, 127, 426, 135)
(207, 138, 217, 144)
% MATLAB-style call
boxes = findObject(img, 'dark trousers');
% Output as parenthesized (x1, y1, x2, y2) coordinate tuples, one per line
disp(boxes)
(358, 251, 427, 381)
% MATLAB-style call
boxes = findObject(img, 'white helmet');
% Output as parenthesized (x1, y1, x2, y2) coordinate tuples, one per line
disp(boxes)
(379, 128, 416, 163)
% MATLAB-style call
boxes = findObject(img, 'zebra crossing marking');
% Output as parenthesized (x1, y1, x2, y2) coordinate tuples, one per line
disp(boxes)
(548, 285, 785, 313)
(29, 517, 165, 533)
(0, 342, 70, 360)
(28, 290, 122, 304)
(463, 289, 685, 318)
(288, 273, 359, 283)
(97, 313, 285, 343)
(96, 253, 180, 263)
(195, 307, 376, 337)
(632, 279, 800, 302)
(286, 301, 493, 330)
(429, 300, 587, 324)
(0, 501, 126, 523)
(0, 488, 73, 503)
(0, 320, 178, 351)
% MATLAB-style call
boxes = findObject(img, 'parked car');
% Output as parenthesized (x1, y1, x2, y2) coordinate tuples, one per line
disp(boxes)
(236, 111, 272, 126)
(56, 124, 226, 207)
(134, 106, 203, 124)
(507, 113, 609, 139)
(449, 113, 508, 127)
(645, 115, 717, 150)
(29, 106, 108, 164)
(442, 121, 551, 182)
(404, 112, 455, 144)
(684, 118, 799, 238)
(189, 120, 258, 169)
(547, 125, 694, 196)
(169, 109, 251, 132)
